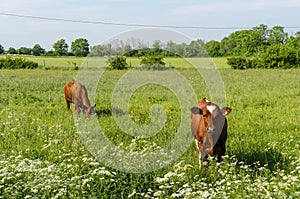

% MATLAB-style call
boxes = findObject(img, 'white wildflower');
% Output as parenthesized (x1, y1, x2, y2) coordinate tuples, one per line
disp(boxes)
(155, 177, 168, 183)
(128, 189, 136, 198)
(153, 190, 164, 197)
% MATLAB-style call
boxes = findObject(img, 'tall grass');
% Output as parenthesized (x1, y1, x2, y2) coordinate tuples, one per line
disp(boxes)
(0, 58, 299, 198)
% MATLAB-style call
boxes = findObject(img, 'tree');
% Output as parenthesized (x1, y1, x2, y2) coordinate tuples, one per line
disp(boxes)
(220, 37, 236, 56)
(287, 31, 300, 47)
(32, 44, 45, 56)
(165, 40, 177, 54)
(122, 44, 132, 55)
(17, 47, 32, 55)
(204, 40, 221, 57)
(53, 39, 68, 56)
(218, 24, 269, 57)
(7, 47, 17, 54)
(152, 40, 161, 50)
(0, 44, 4, 54)
(267, 26, 288, 45)
(189, 39, 206, 56)
(71, 38, 90, 57)
(90, 44, 114, 56)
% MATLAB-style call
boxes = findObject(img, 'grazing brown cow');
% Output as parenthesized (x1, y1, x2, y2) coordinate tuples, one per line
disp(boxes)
(190, 98, 231, 165)
(64, 81, 96, 118)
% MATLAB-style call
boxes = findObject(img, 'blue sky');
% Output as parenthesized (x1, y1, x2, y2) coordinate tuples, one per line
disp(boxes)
(1, 0, 300, 50)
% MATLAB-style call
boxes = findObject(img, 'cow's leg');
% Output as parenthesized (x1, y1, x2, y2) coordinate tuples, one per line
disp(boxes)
(207, 132, 214, 152)
(195, 139, 203, 164)
(214, 145, 226, 163)
(66, 100, 70, 110)
(196, 139, 209, 166)
(86, 108, 92, 119)
(74, 101, 80, 117)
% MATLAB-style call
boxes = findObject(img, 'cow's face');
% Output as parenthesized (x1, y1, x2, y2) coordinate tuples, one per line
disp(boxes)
(88, 104, 96, 115)
(192, 98, 221, 134)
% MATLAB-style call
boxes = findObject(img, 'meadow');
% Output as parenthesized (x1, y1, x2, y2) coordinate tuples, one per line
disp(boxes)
(0, 56, 299, 198)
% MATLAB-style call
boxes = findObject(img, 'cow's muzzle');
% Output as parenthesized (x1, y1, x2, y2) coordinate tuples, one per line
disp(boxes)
(207, 127, 214, 133)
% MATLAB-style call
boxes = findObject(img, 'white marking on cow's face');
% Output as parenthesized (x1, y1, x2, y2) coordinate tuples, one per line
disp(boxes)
(207, 105, 216, 114)
(205, 99, 210, 103)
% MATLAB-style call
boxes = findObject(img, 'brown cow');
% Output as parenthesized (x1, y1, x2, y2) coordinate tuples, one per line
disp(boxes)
(190, 98, 231, 165)
(64, 81, 96, 118)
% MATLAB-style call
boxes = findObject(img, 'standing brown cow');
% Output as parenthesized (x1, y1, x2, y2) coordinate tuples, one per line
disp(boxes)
(64, 81, 96, 118)
(190, 98, 231, 165)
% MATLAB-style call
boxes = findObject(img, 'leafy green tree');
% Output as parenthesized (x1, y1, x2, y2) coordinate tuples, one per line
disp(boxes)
(252, 24, 269, 44)
(32, 44, 45, 56)
(122, 44, 132, 55)
(165, 40, 177, 54)
(218, 24, 270, 57)
(189, 39, 206, 56)
(219, 27, 267, 57)
(204, 40, 221, 57)
(7, 47, 17, 54)
(220, 37, 236, 56)
(267, 26, 288, 45)
(71, 38, 90, 57)
(0, 44, 4, 54)
(152, 40, 161, 49)
(53, 39, 68, 56)
(17, 47, 32, 55)
(287, 31, 300, 47)
(90, 44, 114, 56)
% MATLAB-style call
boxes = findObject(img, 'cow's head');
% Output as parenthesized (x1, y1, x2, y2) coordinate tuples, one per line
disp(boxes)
(87, 104, 96, 116)
(190, 98, 231, 160)
(191, 98, 231, 134)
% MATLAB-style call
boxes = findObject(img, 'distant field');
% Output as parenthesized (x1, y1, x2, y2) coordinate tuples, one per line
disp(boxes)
(0, 55, 231, 69)
(0, 57, 299, 198)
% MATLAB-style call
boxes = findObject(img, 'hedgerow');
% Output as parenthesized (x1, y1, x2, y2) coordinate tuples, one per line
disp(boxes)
(0, 56, 39, 69)
(227, 45, 300, 69)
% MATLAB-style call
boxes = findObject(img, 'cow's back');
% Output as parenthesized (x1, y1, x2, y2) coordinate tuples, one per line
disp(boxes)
(72, 82, 91, 108)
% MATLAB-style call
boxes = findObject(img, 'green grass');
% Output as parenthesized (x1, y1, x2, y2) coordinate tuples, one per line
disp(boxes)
(0, 57, 299, 198)
(0, 55, 230, 69)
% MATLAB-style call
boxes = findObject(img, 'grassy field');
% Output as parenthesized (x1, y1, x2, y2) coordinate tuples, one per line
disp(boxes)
(0, 55, 230, 69)
(0, 57, 299, 198)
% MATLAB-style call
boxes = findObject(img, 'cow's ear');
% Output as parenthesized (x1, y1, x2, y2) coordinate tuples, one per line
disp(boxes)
(221, 107, 231, 116)
(191, 107, 203, 115)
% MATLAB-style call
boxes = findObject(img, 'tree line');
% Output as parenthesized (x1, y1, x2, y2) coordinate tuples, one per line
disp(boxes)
(204, 24, 300, 57)
(0, 38, 90, 57)
(0, 24, 300, 59)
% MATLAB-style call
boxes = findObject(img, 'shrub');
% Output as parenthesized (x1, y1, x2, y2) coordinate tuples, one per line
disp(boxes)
(106, 56, 129, 70)
(0, 56, 39, 69)
(138, 55, 173, 70)
(228, 46, 300, 69)
(140, 55, 165, 66)
(259, 44, 300, 69)
(227, 57, 251, 69)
